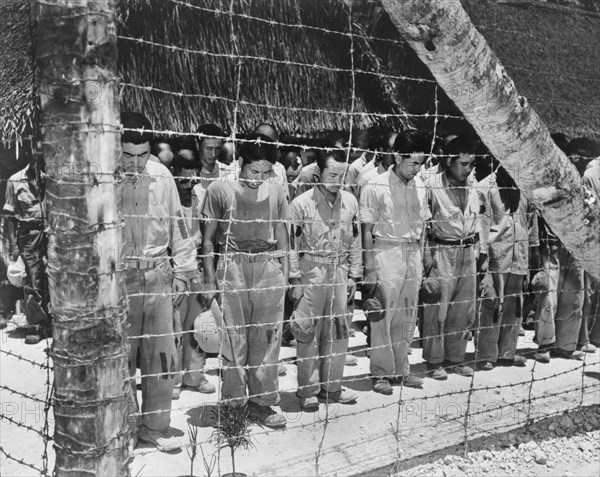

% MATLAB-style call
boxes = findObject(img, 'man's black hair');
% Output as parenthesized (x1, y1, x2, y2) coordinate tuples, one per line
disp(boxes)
(393, 130, 431, 155)
(172, 149, 199, 173)
(196, 124, 225, 147)
(151, 137, 174, 156)
(325, 131, 347, 149)
(239, 133, 278, 165)
(316, 148, 347, 172)
(253, 123, 279, 142)
(121, 112, 153, 145)
(280, 150, 302, 171)
(443, 135, 479, 156)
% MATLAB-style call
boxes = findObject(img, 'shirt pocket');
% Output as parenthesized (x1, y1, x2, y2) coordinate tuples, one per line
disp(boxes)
(303, 217, 329, 252)
(147, 197, 170, 248)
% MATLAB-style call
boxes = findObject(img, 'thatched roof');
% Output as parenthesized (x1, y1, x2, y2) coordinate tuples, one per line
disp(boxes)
(0, 0, 35, 146)
(1, 0, 598, 142)
(118, 0, 409, 136)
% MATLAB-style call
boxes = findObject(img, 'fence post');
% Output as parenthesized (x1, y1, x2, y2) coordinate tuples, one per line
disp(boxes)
(34, 1, 129, 475)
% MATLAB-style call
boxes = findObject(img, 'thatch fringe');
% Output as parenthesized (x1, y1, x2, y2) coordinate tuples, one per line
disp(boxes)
(117, 0, 411, 136)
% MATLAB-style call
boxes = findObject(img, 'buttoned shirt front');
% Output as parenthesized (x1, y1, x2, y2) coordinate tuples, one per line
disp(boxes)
(425, 171, 490, 252)
(289, 186, 362, 279)
(121, 160, 197, 275)
(359, 169, 430, 242)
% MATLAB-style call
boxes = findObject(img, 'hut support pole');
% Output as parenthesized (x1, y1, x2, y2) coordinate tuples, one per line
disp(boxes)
(380, 0, 600, 278)
(35, 1, 130, 475)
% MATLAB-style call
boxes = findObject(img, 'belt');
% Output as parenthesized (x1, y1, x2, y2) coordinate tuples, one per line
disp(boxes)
(124, 257, 168, 270)
(300, 252, 347, 265)
(429, 235, 478, 247)
(375, 236, 420, 244)
(18, 220, 44, 232)
(230, 250, 285, 262)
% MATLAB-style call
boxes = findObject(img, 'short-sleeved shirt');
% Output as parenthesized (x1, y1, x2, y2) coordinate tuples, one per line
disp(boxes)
(202, 181, 290, 253)
(425, 171, 489, 250)
(290, 186, 362, 279)
(3, 165, 43, 223)
(359, 169, 430, 241)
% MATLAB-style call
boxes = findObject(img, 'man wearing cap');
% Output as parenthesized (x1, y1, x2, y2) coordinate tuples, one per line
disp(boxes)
(360, 130, 432, 395)
(289, 148, 362, 410)
(421, 135, 490, 379)
(120, 112, 197, 452)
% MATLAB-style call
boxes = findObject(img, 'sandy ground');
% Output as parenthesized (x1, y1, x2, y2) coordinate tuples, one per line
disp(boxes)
(1, 311, 599, 476)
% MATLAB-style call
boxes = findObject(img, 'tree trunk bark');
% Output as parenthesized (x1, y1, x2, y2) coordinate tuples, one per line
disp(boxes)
(379, 0, 600, 279)
(35, 1, 129, 475)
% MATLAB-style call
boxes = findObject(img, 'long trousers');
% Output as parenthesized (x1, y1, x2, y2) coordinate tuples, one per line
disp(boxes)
(535, 249, 584, 352)
(370, 240, 421, 378)
(422, 243, 476, 365)
(218, 257, 284, 406)
(126, 262, 176, 431)
(18, 227, 49, 327)
(475, 272, 524, 362)
(296, 260, 349, 397)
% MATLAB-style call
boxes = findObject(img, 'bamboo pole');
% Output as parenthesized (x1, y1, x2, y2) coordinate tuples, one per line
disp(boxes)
(380, 0, 600, 279)
(34, 0, 129, 475)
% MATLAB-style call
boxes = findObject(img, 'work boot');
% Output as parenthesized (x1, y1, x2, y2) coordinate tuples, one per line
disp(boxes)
(345, 354, 358, 366)
(297, 394, 319, 411)
(450, 364, 474, 377)
(248, 402, 286, 429)
(477, 360, 494, 371)
(392, 374, 424, 388)
(372, 378, 393, 395)
(183, 376, 216, 394)
(552, 349, 585, 361)
(427, 363, 448, 380)
(498, 355, 527, 367)
(317, 388, 357, 404)
(24, 325, 50, 345)
(138, 426, 185, 452)
(535, 350, 551, 363)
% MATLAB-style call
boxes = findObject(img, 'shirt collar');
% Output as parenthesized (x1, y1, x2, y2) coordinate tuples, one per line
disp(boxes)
(313, 185, 342, 209)
(389, 167, 414, 187)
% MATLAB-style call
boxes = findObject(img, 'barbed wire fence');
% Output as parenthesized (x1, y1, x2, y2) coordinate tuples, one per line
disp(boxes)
(1, 0, 599, 475)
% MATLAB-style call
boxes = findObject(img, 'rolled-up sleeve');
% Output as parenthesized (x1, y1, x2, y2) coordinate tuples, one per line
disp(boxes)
(359, 183, 379, 224)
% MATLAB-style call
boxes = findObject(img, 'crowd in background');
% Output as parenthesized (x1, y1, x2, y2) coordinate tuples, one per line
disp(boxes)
(1, 115, 599, 452)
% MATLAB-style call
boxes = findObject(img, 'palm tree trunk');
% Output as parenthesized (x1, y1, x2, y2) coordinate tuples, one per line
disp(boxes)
(380, 0, 600, 279)
(34, 1, 129, 475)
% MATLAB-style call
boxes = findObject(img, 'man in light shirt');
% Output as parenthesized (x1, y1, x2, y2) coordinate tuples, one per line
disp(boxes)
(120, 112, 198, 452)
(421, 135, 490, 380)
(360, 131, 432, 395)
